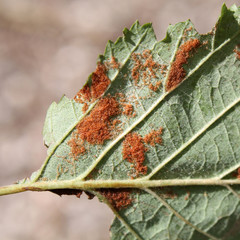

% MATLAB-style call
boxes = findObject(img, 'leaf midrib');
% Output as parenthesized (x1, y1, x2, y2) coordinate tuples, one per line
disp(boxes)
(1, 178, 240, 196)
(17, 179, 240, 190)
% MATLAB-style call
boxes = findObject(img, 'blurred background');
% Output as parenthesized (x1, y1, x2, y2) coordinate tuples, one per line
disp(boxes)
(0, 0, 239, 239)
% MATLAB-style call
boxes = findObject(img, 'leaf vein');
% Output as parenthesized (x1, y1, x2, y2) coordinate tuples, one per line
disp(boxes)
(144, 188, 220, 240)
(144, 97, 240, 180)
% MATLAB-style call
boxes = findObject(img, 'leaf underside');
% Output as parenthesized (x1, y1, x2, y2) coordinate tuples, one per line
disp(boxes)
(7, 4, 240, 240)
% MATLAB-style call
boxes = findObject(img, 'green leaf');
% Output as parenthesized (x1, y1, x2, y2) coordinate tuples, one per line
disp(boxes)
(1, 3, 240, 240)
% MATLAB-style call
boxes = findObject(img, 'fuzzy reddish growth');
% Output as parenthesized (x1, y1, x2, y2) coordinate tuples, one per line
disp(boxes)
(131, 53, 143, 84)
(82, 103, 89, 113)
(99, 189, 133, 210)
(148, 81, 162, 92)
(143, 50, 159, 78)
(131, 50, 161, 88)
(74, 63, 111, 106)
(123, 104, 133, 116)
(74, 84, 91, 104)
(68, 137, 86, 158)
(122, 132, 147, 177)
(143, 127, 163, 146)
(166, 39, 201, 92)
(91, 64, 111, 99)
(76, 97, 119, 145)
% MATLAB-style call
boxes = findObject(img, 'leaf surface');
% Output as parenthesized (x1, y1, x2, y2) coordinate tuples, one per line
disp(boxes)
(1, 4, 240, 240)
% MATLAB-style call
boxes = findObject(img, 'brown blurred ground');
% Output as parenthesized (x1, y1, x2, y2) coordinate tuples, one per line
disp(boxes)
(0, 0, 239, 239)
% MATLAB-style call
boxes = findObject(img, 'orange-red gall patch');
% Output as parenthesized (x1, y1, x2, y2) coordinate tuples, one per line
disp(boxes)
(122, 132, 147, 177)
(99, 189, 133, 210)
(68, 97, 121, 158)
(112, 119, 122, 126)
(142, 49, 151, 58)
(143, 127, 163, 146)
(131, 53, 142, 85)
(115, 92, 136, 117)
(160, 64, 167, 75)
(131, 50, 161, 87)
(123, 104, 134, 116)
(115, 92, 127, 103)
(74, 84, 91, 104)
(68, 137, 86, 158)
(91, 64, 111, 99)
(74, 63, 111, 112)
(110, 119, 123, 139)
(76, 97, 120, 145)
(166, 38, 201, 92)
(143, 51, 159, 78)
(148, 81, 162, 92)
(82, 103, 89, 113)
